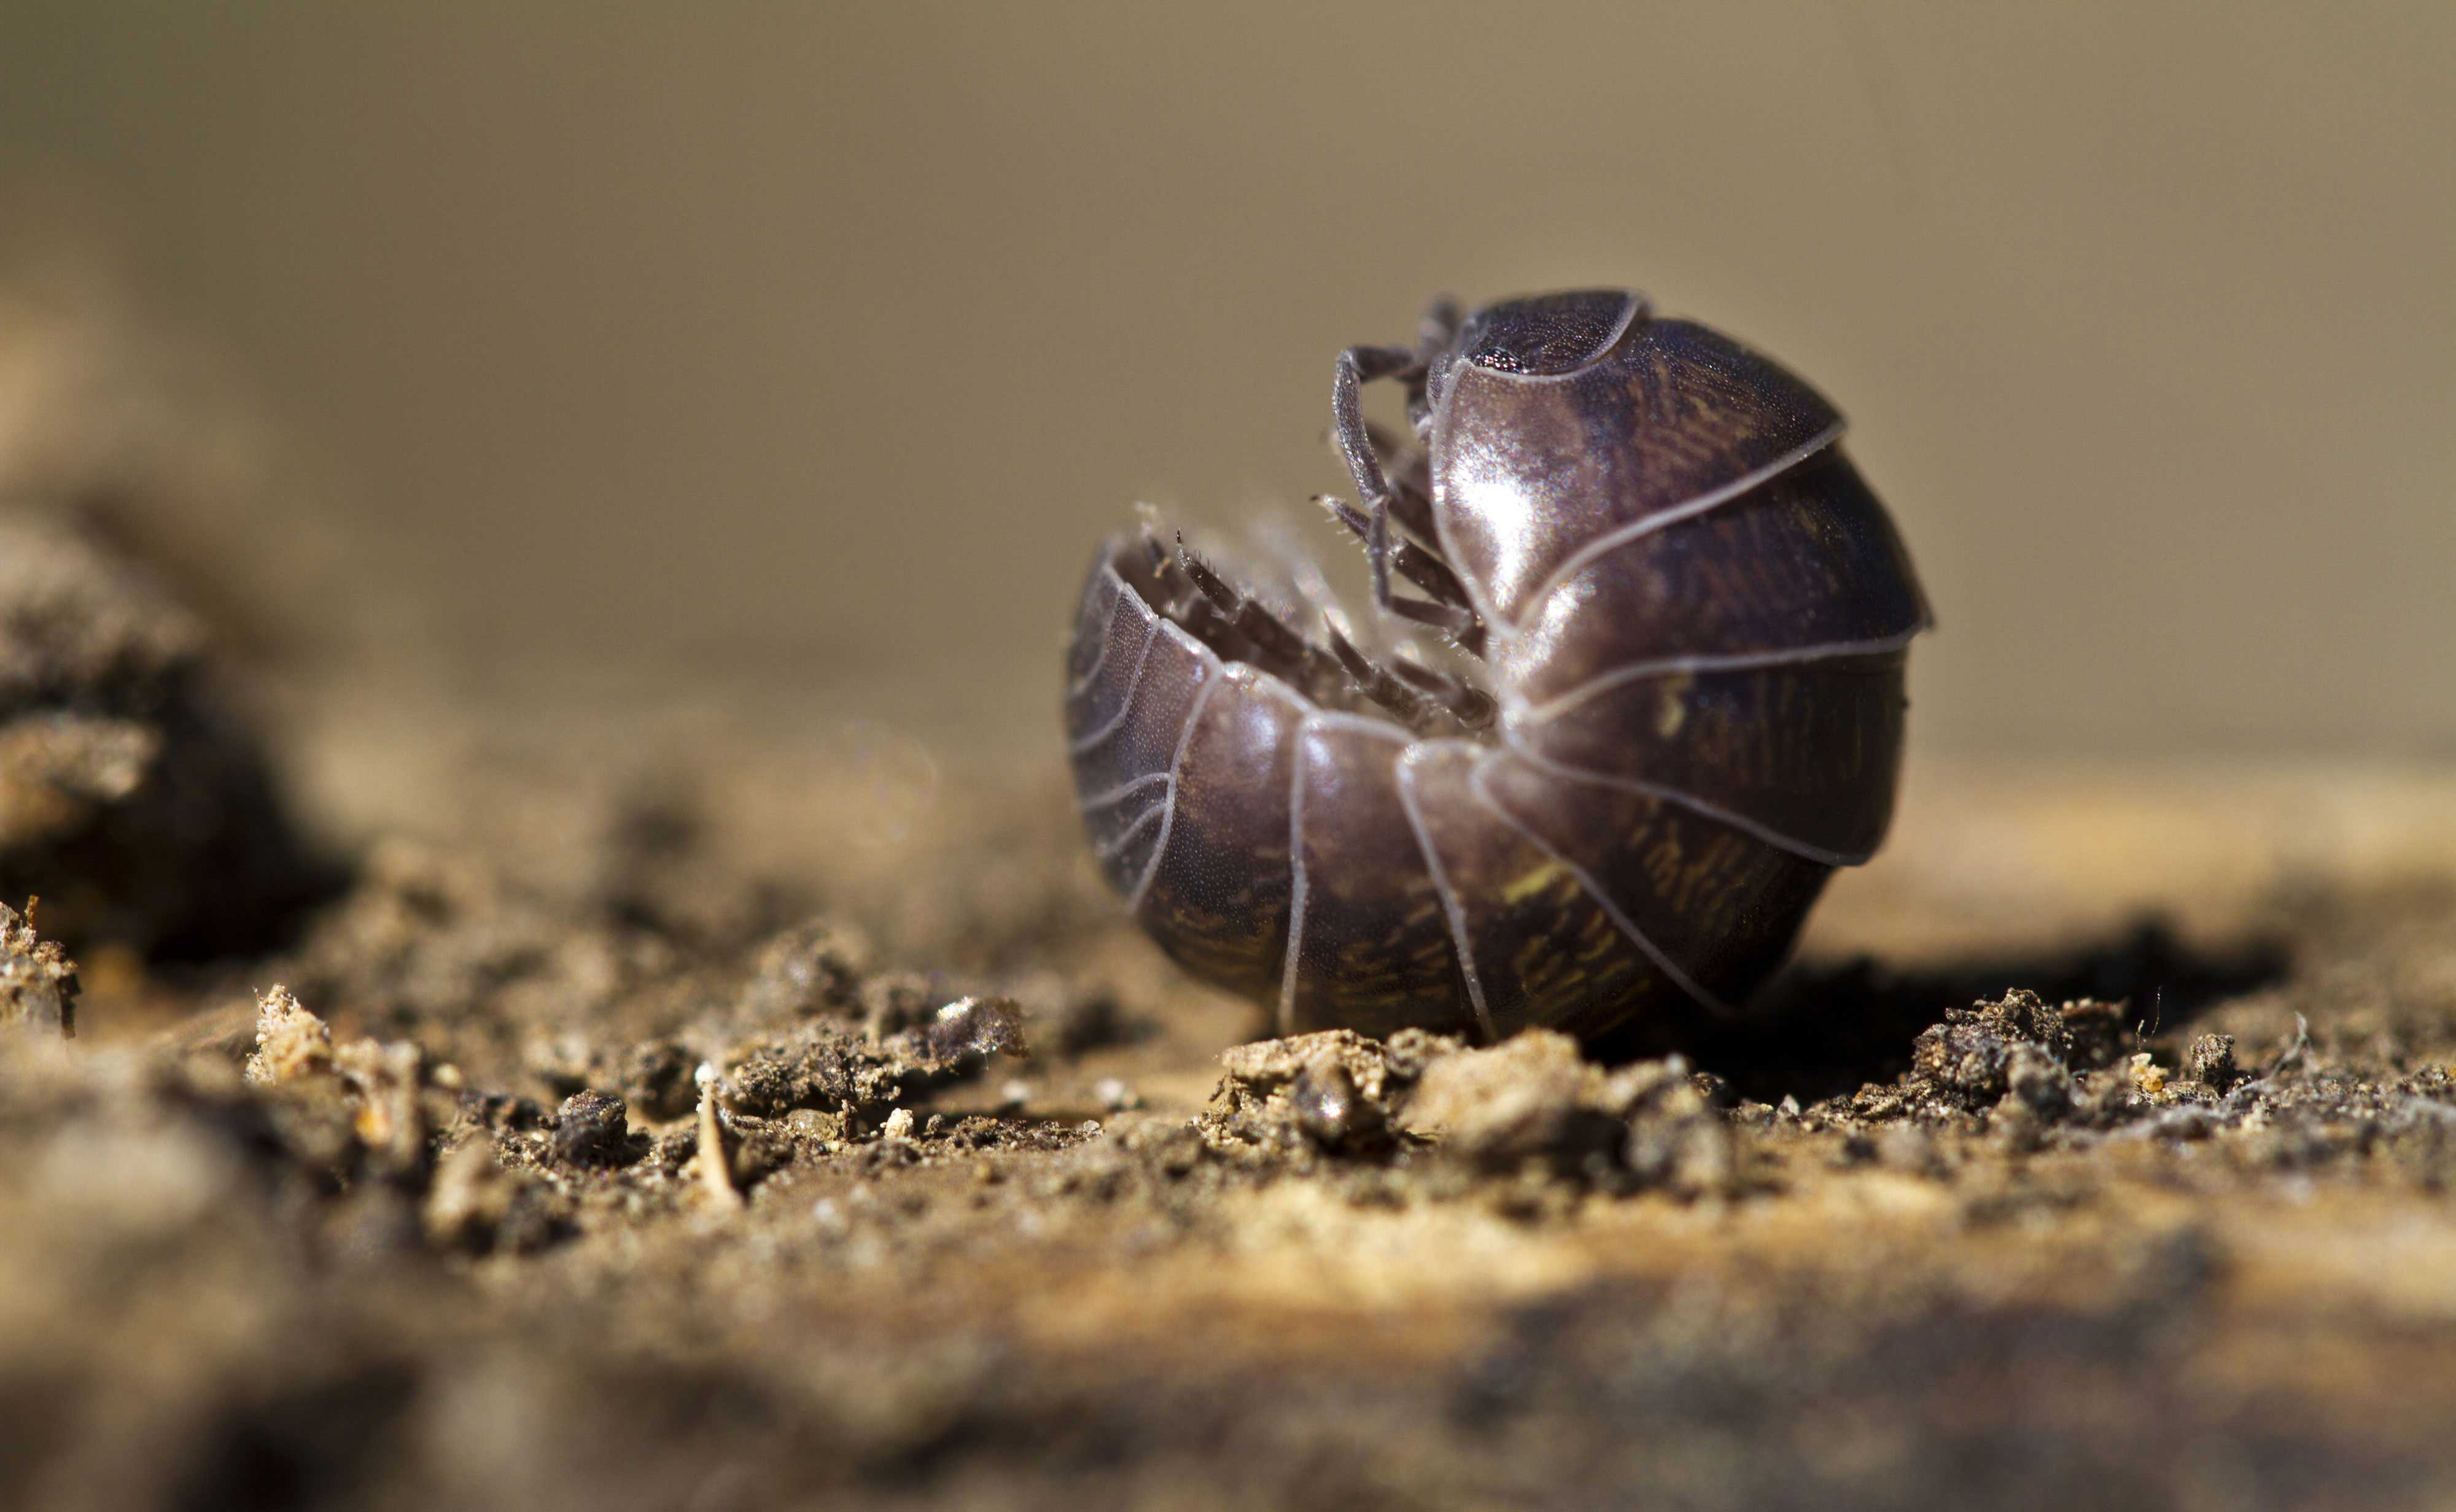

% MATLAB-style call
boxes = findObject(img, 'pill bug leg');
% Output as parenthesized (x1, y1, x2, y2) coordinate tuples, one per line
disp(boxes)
(1170, 538, 1350, 707)
(1323, 620, 1436, 729)
(1387, 657, 1496, 731)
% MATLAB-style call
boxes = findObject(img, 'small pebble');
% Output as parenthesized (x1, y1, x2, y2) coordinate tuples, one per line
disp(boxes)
(2188, 1033, 2239, 1093)
(2129, 1052, 2169, 1097)
(1094, 1077, 1141, 1112)
(1291, 1062, 1383, 1150)
(554, 1090, 631, 1166)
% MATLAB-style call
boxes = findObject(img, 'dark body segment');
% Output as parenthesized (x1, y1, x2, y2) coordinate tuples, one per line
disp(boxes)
(1283, 716, 1477, 1040)
(1507, 651, 1912, 863)
(1397, 742, 1685, 1041)
(1063, 562, 1124, 698)
(1432, 317, 1844, 627)
(1498, 448, 1928, 705)
(1130, 662, 1306, 1004)
(1064, 560, 1152, 756)
(1473, 752, 1832, 1013)
(1067, 558, 1218, 898)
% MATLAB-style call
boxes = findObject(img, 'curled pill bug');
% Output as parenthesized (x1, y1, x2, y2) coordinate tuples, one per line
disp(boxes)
(1065, 289, 1930, 1045)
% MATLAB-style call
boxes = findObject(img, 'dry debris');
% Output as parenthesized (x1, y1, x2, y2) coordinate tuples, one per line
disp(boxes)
(0, 898, 76, 1038)
(243, 982, 332, 1084)
(1202, 1028, 1450, 1156)
(0, 509, 325, 955)
(551, 1088, 634, 1167)
(422, 1136, 559, 1254)
(1199, 1027, 1748, 1197)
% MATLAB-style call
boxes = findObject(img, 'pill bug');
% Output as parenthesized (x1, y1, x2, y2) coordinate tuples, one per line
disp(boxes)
(1065, 290, 1930, 1044)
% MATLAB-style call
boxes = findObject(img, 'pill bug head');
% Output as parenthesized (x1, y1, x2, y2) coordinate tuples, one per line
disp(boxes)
(1450, 289, 1642, 377)
(1066, 291, 1930, 1047)
(1420, 290, 1644, 432)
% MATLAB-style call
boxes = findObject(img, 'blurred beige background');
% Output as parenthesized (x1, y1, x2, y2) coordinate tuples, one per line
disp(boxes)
(0, 2, 2448, 755)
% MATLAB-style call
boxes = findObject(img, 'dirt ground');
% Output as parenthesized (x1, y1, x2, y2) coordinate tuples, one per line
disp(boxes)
(6, 497, 2456, 1512)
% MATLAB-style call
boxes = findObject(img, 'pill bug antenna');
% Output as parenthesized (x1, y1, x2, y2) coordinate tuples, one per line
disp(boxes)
(1361, 422, 1439, 538)
(1364, 498, 1394, 614)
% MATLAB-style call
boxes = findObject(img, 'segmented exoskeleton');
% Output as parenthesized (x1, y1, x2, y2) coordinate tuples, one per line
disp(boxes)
(1065, 290, 1930, 1044)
